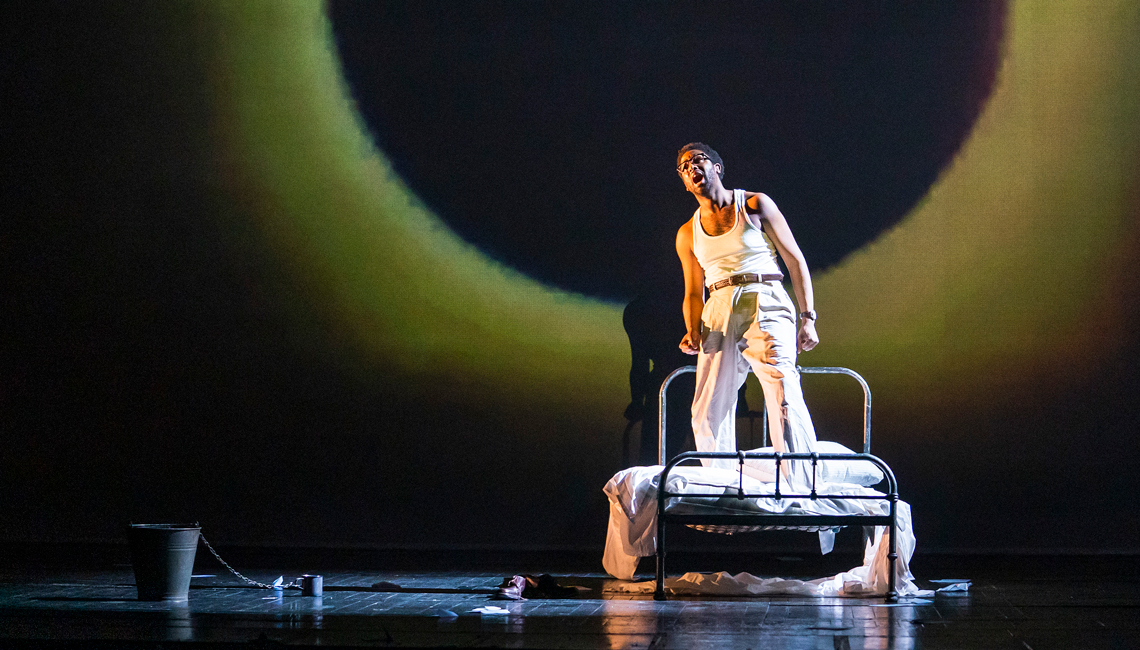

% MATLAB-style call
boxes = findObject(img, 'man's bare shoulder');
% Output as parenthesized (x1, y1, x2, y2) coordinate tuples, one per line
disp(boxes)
(742, 190, 774, 209)
(676, 216, 695, 244)
(741, 191, 778, 229)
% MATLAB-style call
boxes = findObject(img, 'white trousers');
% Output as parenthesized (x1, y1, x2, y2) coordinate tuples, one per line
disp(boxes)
(692, 283, 819, 488)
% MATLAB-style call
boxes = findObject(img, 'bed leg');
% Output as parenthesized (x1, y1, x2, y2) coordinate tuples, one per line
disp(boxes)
(654, 517, 666, 601)
(654, 555, 666, 601)
(887, 494, 899, 602)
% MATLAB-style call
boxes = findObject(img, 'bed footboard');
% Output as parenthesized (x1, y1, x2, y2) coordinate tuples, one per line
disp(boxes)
(652, 366, 900, 602)
(652, 449, 899, 602)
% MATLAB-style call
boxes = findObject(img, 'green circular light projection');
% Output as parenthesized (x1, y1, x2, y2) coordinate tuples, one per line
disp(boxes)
(202, 0, 1139, 444)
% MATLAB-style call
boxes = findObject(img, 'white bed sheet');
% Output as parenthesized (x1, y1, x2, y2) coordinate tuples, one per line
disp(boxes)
(602, 465, 931, 597)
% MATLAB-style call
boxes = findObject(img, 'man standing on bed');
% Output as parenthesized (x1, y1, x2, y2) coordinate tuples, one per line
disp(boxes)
(675, 142, 820, 487)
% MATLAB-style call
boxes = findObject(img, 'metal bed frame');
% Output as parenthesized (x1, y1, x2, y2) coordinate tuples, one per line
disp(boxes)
(653, 365, 900, 601)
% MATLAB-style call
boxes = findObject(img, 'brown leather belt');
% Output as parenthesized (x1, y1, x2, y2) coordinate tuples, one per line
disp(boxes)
(707, 272, 784, 293)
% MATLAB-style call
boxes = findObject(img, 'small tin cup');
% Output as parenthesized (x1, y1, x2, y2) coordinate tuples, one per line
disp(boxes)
(300, 574, 323, 597)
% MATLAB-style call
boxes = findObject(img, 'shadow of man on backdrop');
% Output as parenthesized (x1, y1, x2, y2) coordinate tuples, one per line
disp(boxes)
(622, 278, 754, 468)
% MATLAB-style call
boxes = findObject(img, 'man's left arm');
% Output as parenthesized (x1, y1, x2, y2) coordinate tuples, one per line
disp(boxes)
(749, 193, 819, 353)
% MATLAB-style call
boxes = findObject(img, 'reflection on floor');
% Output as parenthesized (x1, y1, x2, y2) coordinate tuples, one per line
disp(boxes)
(1, 549, 1137, 649)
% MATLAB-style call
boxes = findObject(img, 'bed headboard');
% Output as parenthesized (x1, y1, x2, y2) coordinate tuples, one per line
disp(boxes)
(657, 365, 873, 465)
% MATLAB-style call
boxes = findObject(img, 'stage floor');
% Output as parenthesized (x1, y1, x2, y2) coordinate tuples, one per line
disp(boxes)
(1, 552, 1138, 649)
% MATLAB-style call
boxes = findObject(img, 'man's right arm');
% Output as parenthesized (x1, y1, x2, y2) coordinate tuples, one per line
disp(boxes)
(676, 220, 705, 355)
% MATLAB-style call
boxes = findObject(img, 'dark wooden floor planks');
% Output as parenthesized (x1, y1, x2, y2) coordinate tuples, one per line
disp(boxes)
(1, 555, 1137, 649)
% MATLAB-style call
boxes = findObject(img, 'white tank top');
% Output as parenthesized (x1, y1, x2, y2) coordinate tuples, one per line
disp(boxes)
(692, 189, 781, 287)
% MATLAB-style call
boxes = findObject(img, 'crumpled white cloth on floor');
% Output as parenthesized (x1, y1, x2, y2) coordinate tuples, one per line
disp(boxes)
(602, 465, 932, 598)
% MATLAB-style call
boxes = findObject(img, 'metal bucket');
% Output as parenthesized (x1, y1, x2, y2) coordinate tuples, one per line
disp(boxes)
(127, 523, 200, 602)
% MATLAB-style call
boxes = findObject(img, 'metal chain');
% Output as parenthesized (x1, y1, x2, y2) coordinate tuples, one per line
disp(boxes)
(198, 533, 297, 590)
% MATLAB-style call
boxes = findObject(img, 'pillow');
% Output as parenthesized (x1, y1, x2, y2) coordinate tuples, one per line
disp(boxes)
(815, 441, 885, 486)
(741, 441, 885, 487)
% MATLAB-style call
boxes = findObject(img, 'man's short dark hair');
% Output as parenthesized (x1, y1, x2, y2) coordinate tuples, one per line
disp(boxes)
(677, 142, 724, 179)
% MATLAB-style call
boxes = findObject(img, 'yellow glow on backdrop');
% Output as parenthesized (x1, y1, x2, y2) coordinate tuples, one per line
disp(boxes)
(202, 0, 1139, 444)
(205, 2, 629, 426)
(814, 1, 1140, 411)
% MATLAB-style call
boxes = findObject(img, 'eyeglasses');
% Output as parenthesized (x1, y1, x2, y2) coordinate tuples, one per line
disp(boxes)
(677, 154, 711, 174)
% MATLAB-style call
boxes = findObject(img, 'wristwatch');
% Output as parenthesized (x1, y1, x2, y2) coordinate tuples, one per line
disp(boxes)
(799, 310, 817, 321)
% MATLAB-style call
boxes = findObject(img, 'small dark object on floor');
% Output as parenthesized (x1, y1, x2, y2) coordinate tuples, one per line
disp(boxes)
(494, 574, 579, 600)
(493, 575, 527, 600)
